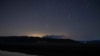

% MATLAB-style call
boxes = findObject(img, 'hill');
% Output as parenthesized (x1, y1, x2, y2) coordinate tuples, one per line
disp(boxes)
(0, 36, 100, 55)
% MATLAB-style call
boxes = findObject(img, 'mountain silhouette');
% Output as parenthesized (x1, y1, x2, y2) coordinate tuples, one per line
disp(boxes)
(0, 36, 100, 55)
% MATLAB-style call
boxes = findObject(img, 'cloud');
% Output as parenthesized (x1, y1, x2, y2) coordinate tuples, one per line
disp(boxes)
(43, 35, 68, 39)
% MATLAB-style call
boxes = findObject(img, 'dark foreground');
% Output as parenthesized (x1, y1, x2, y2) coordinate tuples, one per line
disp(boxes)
(0, 44, 100, 56)
(0, 36, 100, 56)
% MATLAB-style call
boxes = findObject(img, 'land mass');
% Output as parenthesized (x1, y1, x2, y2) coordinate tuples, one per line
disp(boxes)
(0, 36, 100, 56)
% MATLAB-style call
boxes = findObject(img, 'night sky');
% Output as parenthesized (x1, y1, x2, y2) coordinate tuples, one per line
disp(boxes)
(0, 0, 100, 40)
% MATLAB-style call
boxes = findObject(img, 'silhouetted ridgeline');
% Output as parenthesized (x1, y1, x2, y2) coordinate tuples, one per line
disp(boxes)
(0, 36, 82, 45)
(0, 36, 100, 55)
(0, 36, 40, 44)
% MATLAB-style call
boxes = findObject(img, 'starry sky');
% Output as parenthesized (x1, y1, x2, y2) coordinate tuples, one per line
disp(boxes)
(0, 0, 100, 40)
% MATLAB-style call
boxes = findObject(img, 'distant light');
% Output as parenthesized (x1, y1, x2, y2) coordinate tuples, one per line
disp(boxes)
(27, 33, 45, 38)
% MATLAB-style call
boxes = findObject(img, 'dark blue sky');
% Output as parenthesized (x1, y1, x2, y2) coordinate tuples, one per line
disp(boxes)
(0, 0, 100, 40)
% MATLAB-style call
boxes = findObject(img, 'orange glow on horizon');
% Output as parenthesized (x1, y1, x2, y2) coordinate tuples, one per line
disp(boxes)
(27, 33, 45, 38)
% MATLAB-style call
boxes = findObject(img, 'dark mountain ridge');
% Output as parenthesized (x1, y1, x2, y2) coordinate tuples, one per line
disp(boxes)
(0, 36, 100, 55)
